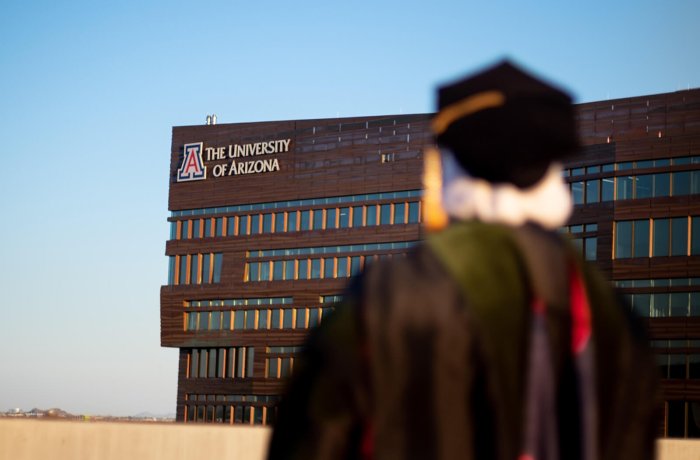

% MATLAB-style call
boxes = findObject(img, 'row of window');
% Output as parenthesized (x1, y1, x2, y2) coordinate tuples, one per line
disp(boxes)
(565, 156, 700, 178)
(171, 201, 421, 240)
(186, 347, 254, 379)
(245, 253, 404, 282)
(171, 189, 422, 218)
(168, 253, 223, 285)
(614, 217, 700, 259)
(665, 400, 700, 438)
(569, 236, 597, 261)
(562, 223, 598, 234)
(657, 354, 700, 379)
(569, 171, 700, 205)
(616, 278, 700, 288)
(249, 241, 416, 258)
(625, 292, 700, 318)
(266, 357, 295, 379)
(186, 297, 292, 308)
(185, 307, 335, 332)
(183, 395, 279, 426)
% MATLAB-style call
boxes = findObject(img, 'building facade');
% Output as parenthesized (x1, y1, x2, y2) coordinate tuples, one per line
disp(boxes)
(162, 89, 700, 437)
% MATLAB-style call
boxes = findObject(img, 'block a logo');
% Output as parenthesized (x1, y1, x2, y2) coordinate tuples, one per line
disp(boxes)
(177, 142, 206, 182)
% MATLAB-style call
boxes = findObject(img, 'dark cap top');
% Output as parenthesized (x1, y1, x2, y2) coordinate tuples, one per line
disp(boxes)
(433, 60, 578, 188)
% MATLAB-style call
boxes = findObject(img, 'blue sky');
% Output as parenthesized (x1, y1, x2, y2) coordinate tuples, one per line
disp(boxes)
(0, 0, 698, 416)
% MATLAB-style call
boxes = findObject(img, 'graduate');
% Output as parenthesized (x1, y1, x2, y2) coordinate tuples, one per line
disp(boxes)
(268, 60, 659, 460)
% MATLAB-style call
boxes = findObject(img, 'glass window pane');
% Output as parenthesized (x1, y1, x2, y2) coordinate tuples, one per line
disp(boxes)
(326, 208, 337, 229)
(352, 206, 363, 227)
(171, 222, 178, 240)
(222, 311, 231, 330)
(380, 204, 391, 225)
(634, 220, 649, 257)
(210, 311, 221, 330)
(300, 210, 310, 231)
(311, 259, 321, 279)
(674, 171, 691, 196)
(635, 175, 653, 199)
(283, 310, 293, 329)
(204, 219, 212, 237)
(692, 217, 700, 255)
(654, 173, 670, 197)
(238, 215, 249, 235)
(298, 259, 308, 280)
(190, 254, 199, 284)
(616, 176, 633, 200)
(313, 209, 323, 230)
(199, 349, 208, 376)
(246, 347, 255, 377)
(671, 293, 689, 317)
(168, 256, 176, 285)
(296, 308, 307, 328)
(213, 254, 223, 283)
(260, 262, 270, 281)
(227, 217, 236, 236)
(571, 181, 584, 205)
(654, 219, 670, 257)
(602, 178, 614, 201)
(652, 293, 669, 317)
(308, 308, 320, 328)
(337, 257, 348, 278)
(351, 256, 361, 276)
(247, 262, 259, 282)
(246, 310, 256, 329)
(273, 261, 283, 280)
(366, 205, 377, 226)
(339, 207, 350, 227)
(250, 215, 260, 234)
(672, 217, 688, 256)
(187, 312, 197, 331)
(586, 180, 600, 203)
(394, 203, 406, 224)
(190, 350, 199, 378)
(216, 218, 223, 237)
(271, 309, 280, 328)
(262, 214, 272, 233)
(287, 211, 297, 232)
(275, 212, 285, 232)
(181, 220, 189, 239)
(234, 311, 245, 330)
(585, 237, 597, 261)
(284, 260, 294, 280)
(192, 220, 201, 238)
(408, 202, 420, 223)
(632, 293, 650, 317)
(180, 256, 188, 284)
(587, 165, 600, 174)
(615, 221, 632, 258)
(324, 257, 335, 278)
(692, 171, 700, 194)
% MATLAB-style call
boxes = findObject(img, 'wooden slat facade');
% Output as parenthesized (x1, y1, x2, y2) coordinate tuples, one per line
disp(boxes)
(162, 89, 700, 433)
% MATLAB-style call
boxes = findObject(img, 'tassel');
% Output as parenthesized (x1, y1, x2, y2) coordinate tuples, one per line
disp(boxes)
(422, 147, 449, 231)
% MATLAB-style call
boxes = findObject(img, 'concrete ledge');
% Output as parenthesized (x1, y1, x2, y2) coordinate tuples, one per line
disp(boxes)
(2, 419, 700, 460)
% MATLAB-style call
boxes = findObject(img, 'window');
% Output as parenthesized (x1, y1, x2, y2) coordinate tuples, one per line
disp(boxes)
(213, 253, 223, 283)
(300, 210, 310, 231)
(192, 219, 201, 238)
(250, 215, 260, 235)
(313, 209, 324, 230)
(380, 204, 391, 224)
(227, 217, 236, 236)
(275, 213, 285, 233)
(616, 176, 633, 200)
(615, 220, 648, 258)
(181, 220, 190, 239)
(672, 217, 688, 256)
(366, 205, 377, 226)
(393, 203, 405, 224)
(352, 206, 363, 227)
(408, 202, 420, 223)
(215, 218, 224, 237)
(287, 211, 297, 232)
(586, 180, 600, 203)
(602, 178, 614, 201)
(339, 208, 350, 227)
(262, 214, 272, 233)
(238, 215, 249, 235)
(204, 219, 212, 237)
(326, 208, 337, 229)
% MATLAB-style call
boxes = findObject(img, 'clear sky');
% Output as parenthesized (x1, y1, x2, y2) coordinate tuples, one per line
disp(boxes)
(0, 0, 698, 416)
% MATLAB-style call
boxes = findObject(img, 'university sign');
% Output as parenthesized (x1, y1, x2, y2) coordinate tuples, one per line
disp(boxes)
(177, 138, 291, 182)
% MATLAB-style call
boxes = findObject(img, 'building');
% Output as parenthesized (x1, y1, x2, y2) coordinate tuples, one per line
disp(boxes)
(161, 88, 700, 437)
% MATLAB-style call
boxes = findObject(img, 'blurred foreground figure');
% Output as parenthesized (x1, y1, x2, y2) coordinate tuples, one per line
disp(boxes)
(268, 61, 658, 460)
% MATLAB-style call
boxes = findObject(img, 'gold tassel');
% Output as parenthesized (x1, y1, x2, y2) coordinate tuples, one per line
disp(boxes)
(422, 147, 449, 232)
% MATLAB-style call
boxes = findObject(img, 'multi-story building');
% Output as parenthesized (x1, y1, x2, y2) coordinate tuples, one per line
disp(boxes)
(161, 88, 700, 437)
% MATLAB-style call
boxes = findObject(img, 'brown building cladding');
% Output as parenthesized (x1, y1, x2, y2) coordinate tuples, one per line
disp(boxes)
(162, 89, 700, 436)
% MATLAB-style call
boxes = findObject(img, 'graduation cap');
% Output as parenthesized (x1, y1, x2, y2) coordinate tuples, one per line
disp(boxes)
(432, 60, 579, 189)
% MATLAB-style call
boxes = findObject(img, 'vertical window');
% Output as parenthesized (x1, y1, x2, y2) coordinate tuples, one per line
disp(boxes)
(287, 211, 297, 232)
(271, 309, 281, 329)
(213, 253, 223, 283)
(615, 221, 632, 258)
(692, 171, 700, 194)
(215, 218, 224, 237)
(190, 350, 199, 378)
(674, 172, 691, 196)
(324, 257, 335, 278)
(300, 210, 310, 231)
(313, 209, 324, 230)
(273, 261, 283, 280)
(262, 214, 272, 233)
(246, 347, 255, 378)
(408, 202, 420, 223)
(199, 313, 209, 331)
(170, 222, 177, 240)
(168, 256, 176, 285)
(210, 311, 220, 330)
(617, 176, 633, 200)
(691, 217, 700, 255)
(182, 220, 190, 239)
(298, 259, 308, 280)
(654, 219, 670, 256)
(258, 310, 268, 329)
(586, 180, 600, 203)
(339, 207, 350, 228)
(326, 208, 337, 229)
(227, 217, 236, 236)
(571, 181, 584, 205)
(246, 310, 256, 329)
(190, 254, 200, 284)
(585, 237, 597, 261)
(672, 217, 688, 256)
(204, 219, 212, 237)
(222, 311, 231, 330)
(260, 262, 270, 281)
(366, 205, 377, 226)
(671, 293, 689, 317)
(308, 308, 320, 328)
(247, 262, 259, 282)
(199, 349, 208, 377)
(311, 259, 321, 279)
(352, 206, 363, 227)
(601, 178, 614, 201)
(227, 349, 235, 378)
(296, 309, 307, 329)
(282, 310, 293, 329)
(337, 257, 348, 278)
(180, 256, 188, 284)
(380, 204, 391, 224)
(268, 358, 279, 378)
(634, 220, 650, 257)
(350, 256, 361, 275)
(635, 175, 653, 199)
(208, 349, 217, 377)
(275, 213, 285, 232)
(201, 253, 211, 283)
(394, 203, 406, 224)
(238, 215, 249, 235)
(654, 173, 671, 197)
(250, 215, 260, 235)
(284, 260, 294, 280)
